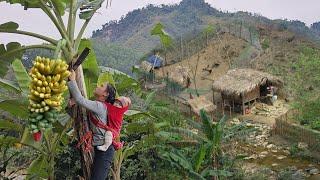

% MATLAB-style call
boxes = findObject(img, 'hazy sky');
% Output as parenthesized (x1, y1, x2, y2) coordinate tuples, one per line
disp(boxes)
(1, 0, 319, 44)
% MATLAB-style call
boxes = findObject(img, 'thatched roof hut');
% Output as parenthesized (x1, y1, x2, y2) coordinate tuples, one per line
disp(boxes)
(212, 68, 283, 96)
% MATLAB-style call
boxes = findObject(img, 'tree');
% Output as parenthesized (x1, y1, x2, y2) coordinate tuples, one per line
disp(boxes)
(151, 22, 173, 70)
(0, 0, 109, 178)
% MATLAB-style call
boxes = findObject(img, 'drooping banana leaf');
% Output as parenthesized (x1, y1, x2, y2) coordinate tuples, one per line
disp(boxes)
(0, 99, 29, 119)
(11, 59, 31, 95)
(79, 39, 99, 99)
(0, 78, 21, 93)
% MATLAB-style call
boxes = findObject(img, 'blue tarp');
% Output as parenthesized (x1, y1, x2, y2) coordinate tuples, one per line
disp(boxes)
(147, 55, 163, 68)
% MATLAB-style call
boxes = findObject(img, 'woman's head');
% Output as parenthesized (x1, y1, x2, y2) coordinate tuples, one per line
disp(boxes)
(94, 83, 116, 104)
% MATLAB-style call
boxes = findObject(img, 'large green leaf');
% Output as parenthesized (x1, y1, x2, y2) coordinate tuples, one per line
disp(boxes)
(26, 154, 49, 179)
(79, 0, 104, 20)
(0, 21, 19, 30)
(151, 22, 173, 49)
(200, 109, 214, 141)
(193, 144, 206, 172)
(167, 150, 193, 170)
(51, 0, 66, 16)
(124, 110, 155, 122)
(12, 59, 31, 94)
(0, 119, 23, 132)
(0, 42, 23, 77)
(0, 99, 29, 119)
(100, 66, 142, 96)
(97, 72, 115, 87)
(151, 23, 164, 36)
(0, 78, 21, 93)
(160, 34, 173, 49)
(79, 39, 99, 99)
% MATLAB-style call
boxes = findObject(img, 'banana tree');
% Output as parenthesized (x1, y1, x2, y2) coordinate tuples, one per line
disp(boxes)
(164, 109, 251, 179)
(150, 22, 173, 78)
(0, 0, 109, 178)
(0, 59, 74, 179)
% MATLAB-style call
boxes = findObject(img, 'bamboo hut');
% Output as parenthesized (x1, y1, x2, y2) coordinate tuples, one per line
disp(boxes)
(212, 68, 283, 115)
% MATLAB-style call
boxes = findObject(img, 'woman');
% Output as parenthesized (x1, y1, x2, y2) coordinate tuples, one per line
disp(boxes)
(67, 70, 131, 180)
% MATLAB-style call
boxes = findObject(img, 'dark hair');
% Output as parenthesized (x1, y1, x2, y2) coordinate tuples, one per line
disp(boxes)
(105, 84, 116, 104)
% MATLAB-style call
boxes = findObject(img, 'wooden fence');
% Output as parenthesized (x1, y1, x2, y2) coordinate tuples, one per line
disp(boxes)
(274, 111, 320, 155)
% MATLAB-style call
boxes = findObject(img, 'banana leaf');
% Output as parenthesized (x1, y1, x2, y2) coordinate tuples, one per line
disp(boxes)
(12, 59, 31, 95)
(79, 39, 99, 99)
(26, 154, 49, 179)
(0, 99, 29, 119)
(0, 119, 23, 132)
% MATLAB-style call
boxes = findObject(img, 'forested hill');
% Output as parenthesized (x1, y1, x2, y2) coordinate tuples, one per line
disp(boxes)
(90, 0, 320, 75)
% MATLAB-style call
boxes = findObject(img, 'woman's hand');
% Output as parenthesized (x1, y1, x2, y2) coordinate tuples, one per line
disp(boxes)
(68, 98, 76, 107)
(68, 70, 76, 81)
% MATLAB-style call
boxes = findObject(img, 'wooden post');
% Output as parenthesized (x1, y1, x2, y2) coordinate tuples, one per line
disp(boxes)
(222, 97, 225, 115)
(242, 93, 245, 115)
(232, 100, 235, 113)
(212, 87, 215, 104)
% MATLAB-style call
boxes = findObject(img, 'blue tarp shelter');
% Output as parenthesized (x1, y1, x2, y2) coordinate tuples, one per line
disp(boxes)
(147, 55, 163, 68)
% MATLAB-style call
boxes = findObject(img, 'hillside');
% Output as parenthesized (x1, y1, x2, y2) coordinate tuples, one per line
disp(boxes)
(91, 0, 320, 75)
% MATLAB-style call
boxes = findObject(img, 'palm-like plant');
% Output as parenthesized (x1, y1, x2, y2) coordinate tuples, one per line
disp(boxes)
(162, 109, 250, 179)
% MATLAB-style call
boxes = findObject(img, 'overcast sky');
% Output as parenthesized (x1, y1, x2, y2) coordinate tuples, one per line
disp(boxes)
(0, 0, 319, 45)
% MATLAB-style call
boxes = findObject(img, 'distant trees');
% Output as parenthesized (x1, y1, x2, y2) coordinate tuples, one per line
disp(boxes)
(91, 39, 142, 75)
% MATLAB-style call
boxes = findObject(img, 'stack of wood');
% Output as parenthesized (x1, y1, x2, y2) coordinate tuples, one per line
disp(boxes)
(187, 96, 216, 116)
(140, 61, 153, 72)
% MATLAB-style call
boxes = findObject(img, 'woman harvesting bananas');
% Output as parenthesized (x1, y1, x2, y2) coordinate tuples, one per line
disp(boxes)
(67, 70, 131, 180)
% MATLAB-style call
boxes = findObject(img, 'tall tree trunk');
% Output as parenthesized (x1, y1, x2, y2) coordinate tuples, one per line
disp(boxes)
(73, 65, 93, 179)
